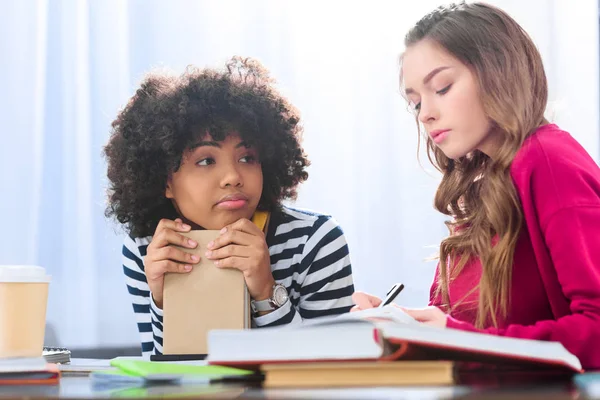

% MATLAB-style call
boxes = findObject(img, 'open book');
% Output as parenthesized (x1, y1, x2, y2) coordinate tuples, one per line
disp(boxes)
(207, 307, 582, 372)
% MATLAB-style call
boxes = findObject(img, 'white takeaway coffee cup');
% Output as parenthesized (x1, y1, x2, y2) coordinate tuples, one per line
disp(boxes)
(0, 265, 50, 358)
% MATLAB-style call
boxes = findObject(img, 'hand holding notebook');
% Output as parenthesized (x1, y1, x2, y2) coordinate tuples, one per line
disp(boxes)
(163, 230, 250, 356)
(144, 218, 202, 309)
(162, 212, 270, 357)
(204, 217, 274, 301)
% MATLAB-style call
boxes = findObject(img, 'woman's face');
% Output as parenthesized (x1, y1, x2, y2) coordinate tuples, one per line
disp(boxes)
(402, 39, 500, 159)
(165, 133, 263, 230)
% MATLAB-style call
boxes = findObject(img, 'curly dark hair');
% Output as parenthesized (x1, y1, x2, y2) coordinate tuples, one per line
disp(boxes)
(104, 56, 310, 238)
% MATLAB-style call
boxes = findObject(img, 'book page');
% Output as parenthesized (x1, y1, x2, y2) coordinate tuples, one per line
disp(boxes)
(302, 306, 419, 329)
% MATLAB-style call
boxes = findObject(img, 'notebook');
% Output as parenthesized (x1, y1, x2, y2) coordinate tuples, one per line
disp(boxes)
(0, 357, 59, 385)
(262, 361, 455, 387)
(207, 307, 582, 372)
(162, 211, 269, 356)
(90, 359, 255, 385)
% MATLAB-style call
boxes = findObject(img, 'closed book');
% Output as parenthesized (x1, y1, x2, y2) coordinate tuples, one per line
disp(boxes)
(262, 361, 455, 387)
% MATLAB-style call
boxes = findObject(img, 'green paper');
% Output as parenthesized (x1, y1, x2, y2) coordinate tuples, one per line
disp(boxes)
(108, 384, 247, 399)
(109, 359, 252, 378)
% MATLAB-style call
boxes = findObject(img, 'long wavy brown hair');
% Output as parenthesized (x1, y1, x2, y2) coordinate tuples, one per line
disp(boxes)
(401, 2, 548, 327)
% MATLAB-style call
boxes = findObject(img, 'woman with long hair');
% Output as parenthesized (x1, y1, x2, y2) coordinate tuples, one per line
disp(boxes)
(353, 2, 600, 369)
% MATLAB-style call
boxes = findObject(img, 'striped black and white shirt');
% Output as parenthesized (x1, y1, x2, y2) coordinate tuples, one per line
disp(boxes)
(122, 206, 355, 357)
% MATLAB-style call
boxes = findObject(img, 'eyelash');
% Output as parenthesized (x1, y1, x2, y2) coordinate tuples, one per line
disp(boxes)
(196, 157, 215, 166)
(437, 84, 452, 95)
(240, 155, 256, 163)
(413, 84, 452, 112)
(195, 154, 257, 166)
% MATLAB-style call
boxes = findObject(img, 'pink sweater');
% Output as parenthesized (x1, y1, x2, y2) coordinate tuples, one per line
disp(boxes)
(429, 124, 600, 369)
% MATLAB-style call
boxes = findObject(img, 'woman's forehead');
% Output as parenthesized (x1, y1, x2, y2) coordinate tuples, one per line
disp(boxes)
(402, 40, 460, 86)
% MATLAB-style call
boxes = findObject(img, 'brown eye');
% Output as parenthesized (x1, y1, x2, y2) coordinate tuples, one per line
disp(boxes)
(240, 155, 257, 163)
(196, 157, 215, 166)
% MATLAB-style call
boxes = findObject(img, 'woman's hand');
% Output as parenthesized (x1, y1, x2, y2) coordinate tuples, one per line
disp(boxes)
(352, 291, 448, 328)
(205, 218, 275, 301)
(144, 218, 199, 309)
(403, 306, 448, 328)
(351, 291, 382, 311)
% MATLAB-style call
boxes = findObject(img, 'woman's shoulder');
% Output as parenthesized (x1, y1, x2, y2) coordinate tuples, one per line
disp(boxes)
(278, 205, 334, 220)
(512, 123, 600, 223)
(268, 205, 344, 239)
(123, 233, 152, 257)
(514, 124, 596, 171)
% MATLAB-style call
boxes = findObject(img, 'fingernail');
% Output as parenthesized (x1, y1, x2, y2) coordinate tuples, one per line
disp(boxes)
(214, 260, 220, 266)
(184, 265, 192, 271)
(188, 239, 197, 247)
(205, 251, 212, 258)
(182, 224, 191, 230)
(207, 241, 214, 249)
(220, 227, 227, 234)
(191, 255, 199, 262)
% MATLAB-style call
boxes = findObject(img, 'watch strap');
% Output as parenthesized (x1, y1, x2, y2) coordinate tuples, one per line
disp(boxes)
(251, 298, 275, 313)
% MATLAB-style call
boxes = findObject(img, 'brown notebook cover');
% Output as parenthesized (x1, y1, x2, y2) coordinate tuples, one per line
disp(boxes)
(162, 230, 250, 355)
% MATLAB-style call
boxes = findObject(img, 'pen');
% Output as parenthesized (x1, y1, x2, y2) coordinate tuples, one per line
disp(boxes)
(379, 283, 405, 308)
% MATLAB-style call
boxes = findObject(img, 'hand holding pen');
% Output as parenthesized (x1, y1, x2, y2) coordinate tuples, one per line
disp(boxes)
(350, 283, 404, 311)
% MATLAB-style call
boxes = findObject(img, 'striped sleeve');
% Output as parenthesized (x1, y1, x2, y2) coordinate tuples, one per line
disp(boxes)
(297, 216, 354, 318)
(122, 235, 163, 358)
(253, 213, 354, 328)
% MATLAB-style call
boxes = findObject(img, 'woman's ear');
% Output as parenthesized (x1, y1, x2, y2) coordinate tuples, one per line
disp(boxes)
(165, 179, 174, 199)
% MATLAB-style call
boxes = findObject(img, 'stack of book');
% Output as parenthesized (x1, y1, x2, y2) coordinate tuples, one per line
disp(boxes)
(205, 307, 582, 387)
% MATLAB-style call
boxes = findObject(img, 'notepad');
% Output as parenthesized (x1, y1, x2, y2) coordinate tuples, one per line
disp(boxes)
(0, 357, 59, 385)
(162, 211, 269, 356)
(162, 230, 250, 356)
(42, 346, 71, 364)
(90, 359, 254, 384)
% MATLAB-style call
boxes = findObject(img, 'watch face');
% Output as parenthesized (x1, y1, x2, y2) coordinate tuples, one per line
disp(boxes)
(273, 285, 289, 306)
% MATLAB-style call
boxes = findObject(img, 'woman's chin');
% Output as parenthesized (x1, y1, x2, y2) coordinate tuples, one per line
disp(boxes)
(190, 209, 257, 230)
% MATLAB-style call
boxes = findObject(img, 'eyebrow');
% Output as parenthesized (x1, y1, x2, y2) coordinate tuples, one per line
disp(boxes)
(189, 140, 251, 150)
(405, 66, 451, 95)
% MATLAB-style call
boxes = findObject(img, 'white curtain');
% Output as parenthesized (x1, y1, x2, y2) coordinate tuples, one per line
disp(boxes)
(1, 0, 597, 348)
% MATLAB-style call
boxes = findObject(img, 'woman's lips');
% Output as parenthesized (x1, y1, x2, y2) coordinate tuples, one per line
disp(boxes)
(430, 129, 450, 144)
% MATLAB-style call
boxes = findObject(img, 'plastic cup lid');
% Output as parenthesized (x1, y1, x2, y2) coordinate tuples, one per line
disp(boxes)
(0, 265, 51, 283)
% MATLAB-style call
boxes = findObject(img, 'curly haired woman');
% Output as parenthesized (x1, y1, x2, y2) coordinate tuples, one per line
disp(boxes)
(104, 57, 355, 357)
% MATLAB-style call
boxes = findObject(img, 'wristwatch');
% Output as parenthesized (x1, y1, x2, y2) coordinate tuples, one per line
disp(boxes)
(251, 283, 289, 314)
